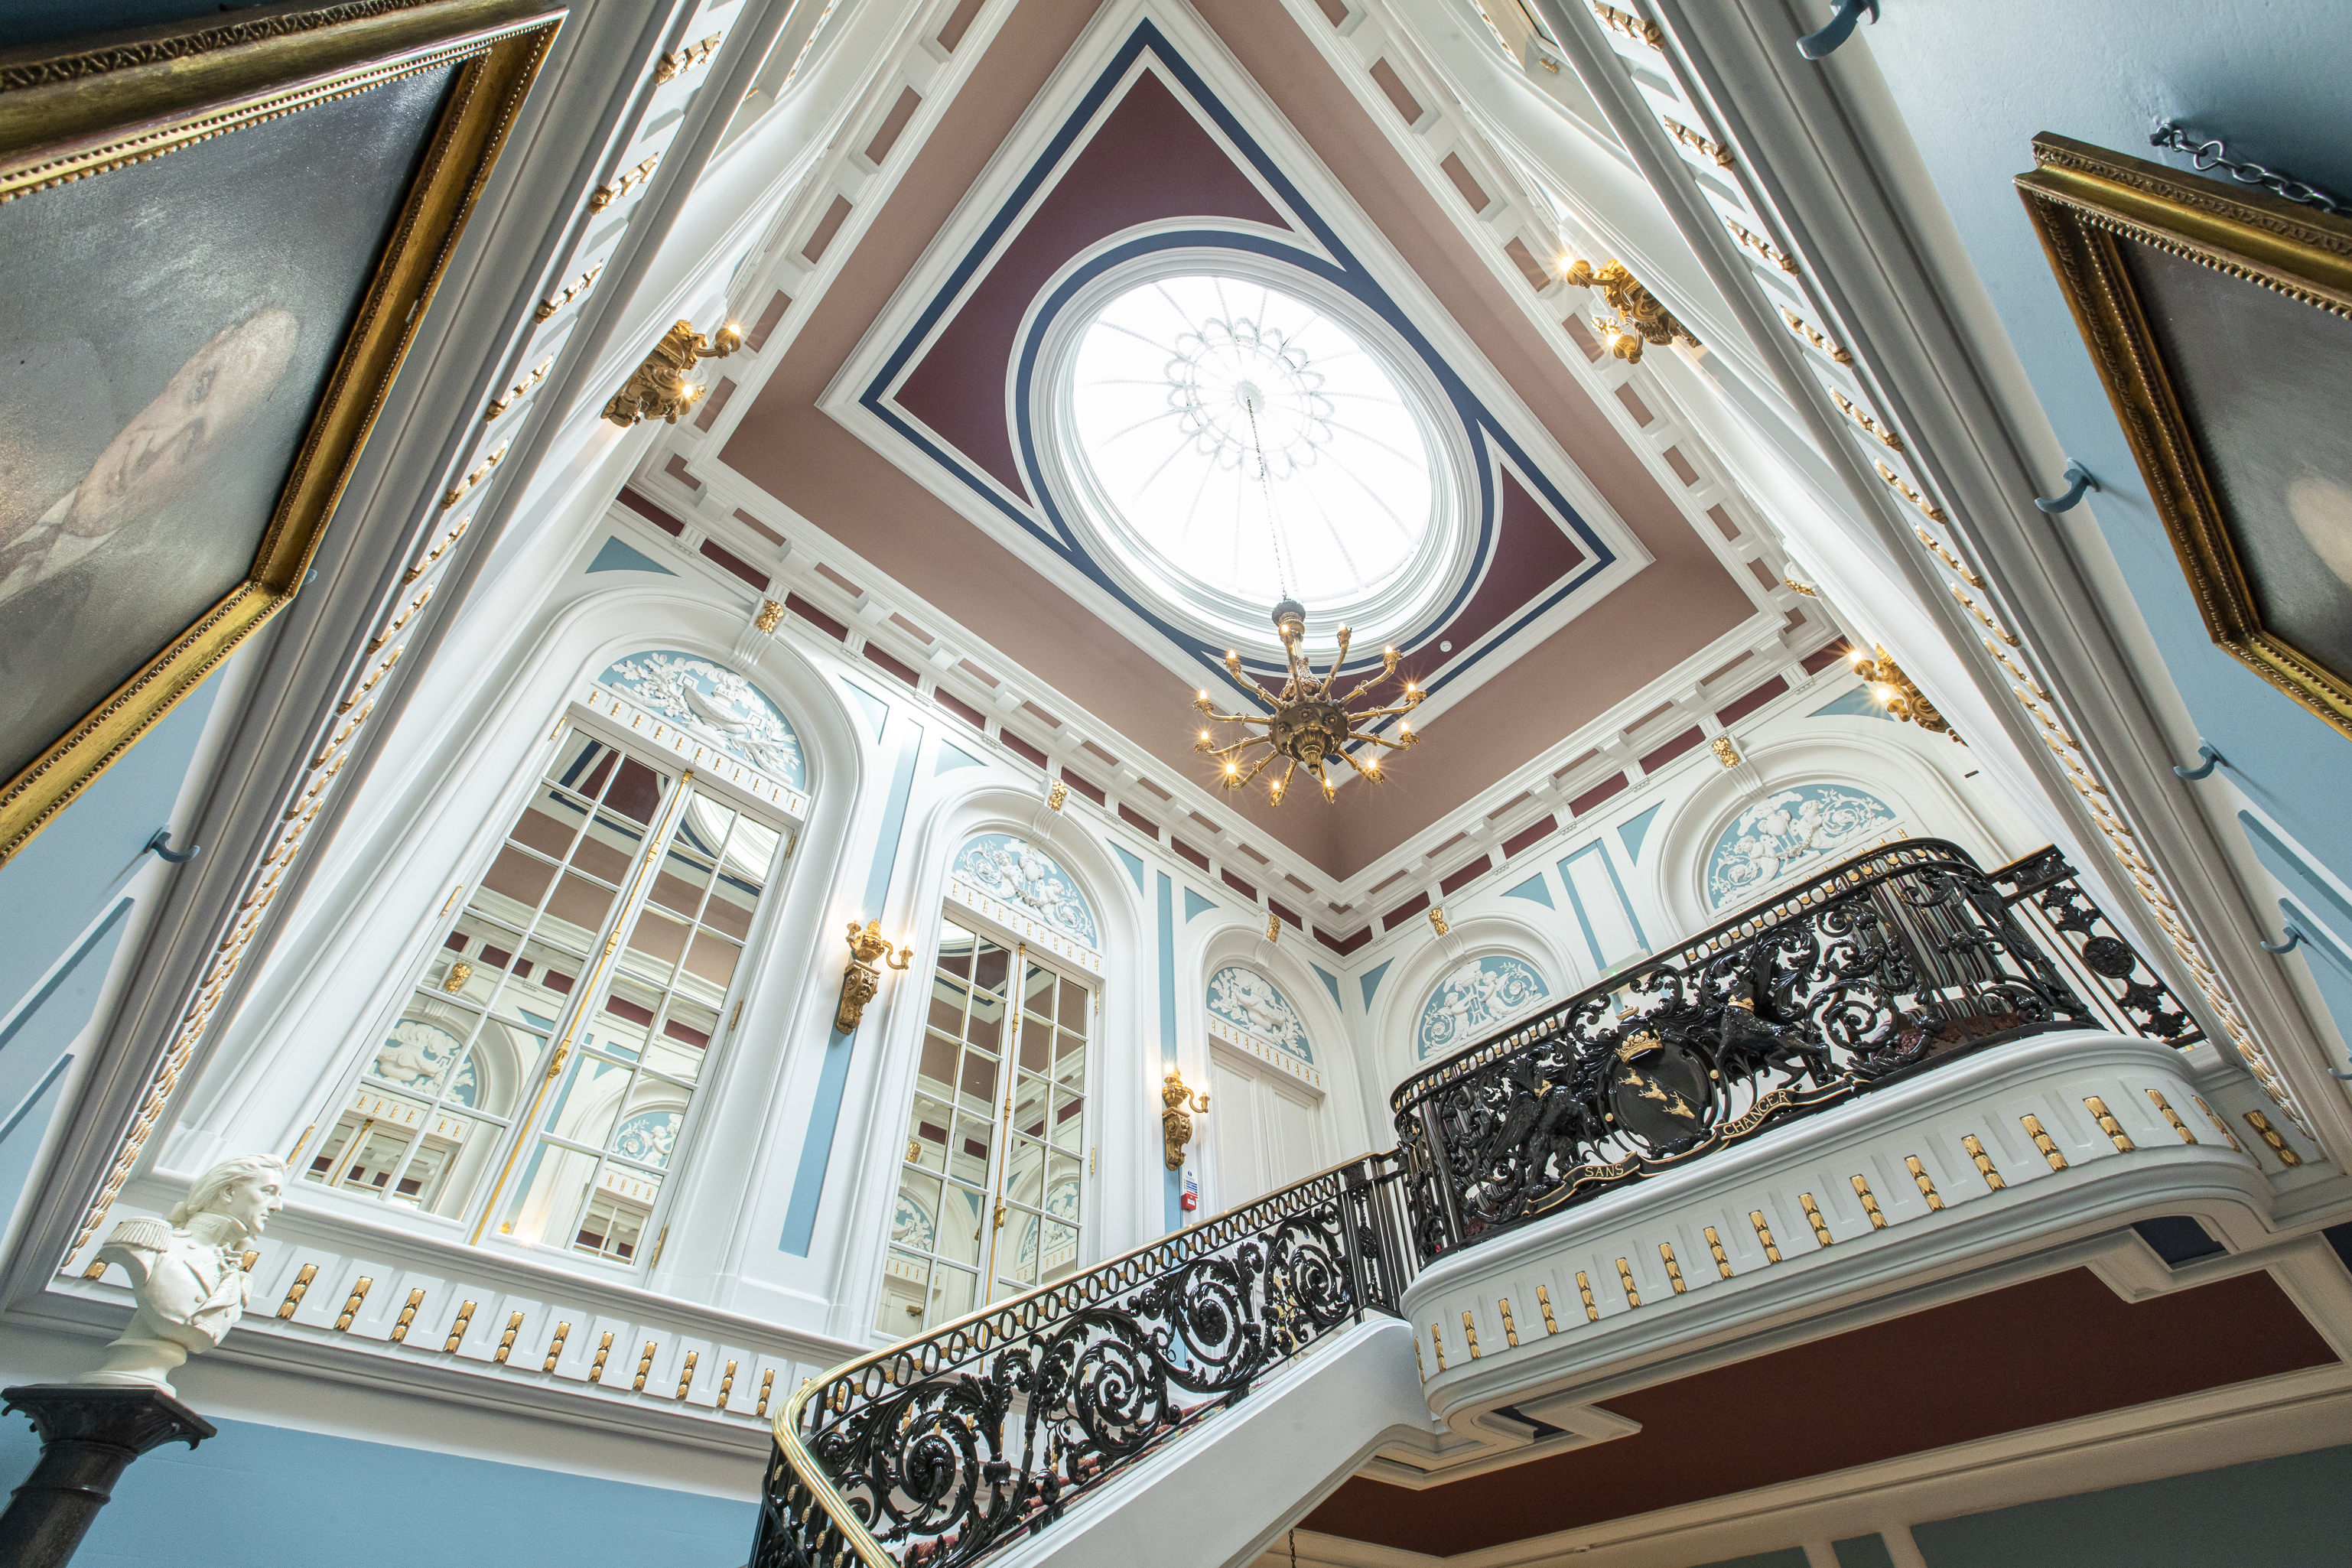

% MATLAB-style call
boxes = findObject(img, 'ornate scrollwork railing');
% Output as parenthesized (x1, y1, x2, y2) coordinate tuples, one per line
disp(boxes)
(750, 1153, 1410, 1567)
(1387, 839, 2110, 1259)
(1989, 847, 2204, 1047)
(754, 842, 2207, 1566)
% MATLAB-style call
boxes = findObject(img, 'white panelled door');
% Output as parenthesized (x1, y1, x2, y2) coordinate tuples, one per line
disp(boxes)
(1207, 1043, 1326, 1211)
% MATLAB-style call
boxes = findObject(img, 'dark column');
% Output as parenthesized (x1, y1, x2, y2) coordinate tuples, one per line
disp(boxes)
(0, 1385, 215, 1567)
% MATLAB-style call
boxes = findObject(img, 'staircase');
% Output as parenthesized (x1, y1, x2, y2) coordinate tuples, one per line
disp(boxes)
(748, 841, 2210, 1566)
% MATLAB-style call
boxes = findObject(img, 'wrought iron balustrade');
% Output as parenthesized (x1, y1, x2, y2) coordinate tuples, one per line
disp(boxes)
(1989, 847, 2204, 1046)
(750, 1153, 1410, 1568)
(1387, 839, 2183, 1260)
(753, 841, 2200, 1566)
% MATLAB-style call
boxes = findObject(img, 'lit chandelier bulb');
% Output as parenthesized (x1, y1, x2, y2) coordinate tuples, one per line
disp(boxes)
(1200, 729, 1211, 742)
(1363, 760, 1381, 779)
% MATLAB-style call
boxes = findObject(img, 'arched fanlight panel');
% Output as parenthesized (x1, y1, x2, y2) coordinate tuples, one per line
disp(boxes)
(1413, 953, 1550, 1063)
(1204, 964, 1317, 1087)
(946, 831, 1102, 972)
(1702, 783, 1904, 910)
(587, 649, 810, 815)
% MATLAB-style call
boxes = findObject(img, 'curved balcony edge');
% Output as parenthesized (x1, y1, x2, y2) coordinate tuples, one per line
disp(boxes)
(1393, 1030, 2312, 1439)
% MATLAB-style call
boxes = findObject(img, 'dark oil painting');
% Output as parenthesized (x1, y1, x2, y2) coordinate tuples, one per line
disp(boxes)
(2119, 238, 2352, 689)
(0, 60, 460, 782)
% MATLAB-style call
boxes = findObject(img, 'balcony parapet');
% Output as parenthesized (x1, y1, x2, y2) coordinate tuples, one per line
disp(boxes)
(1394, 1030, 2328, 1447)
(1388, 840, 2209, 1263)
(36, 1181, 863, 1453)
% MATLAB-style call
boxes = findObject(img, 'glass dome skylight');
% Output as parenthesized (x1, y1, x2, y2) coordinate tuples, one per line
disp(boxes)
(1061, 274, 1443, 639)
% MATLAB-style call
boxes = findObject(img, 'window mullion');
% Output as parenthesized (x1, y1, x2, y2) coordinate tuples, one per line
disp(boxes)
(978, 942, 1026, 1298)
(467, 768, 700, 1244)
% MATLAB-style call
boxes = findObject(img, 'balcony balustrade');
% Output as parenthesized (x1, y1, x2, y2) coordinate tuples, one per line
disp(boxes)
(750, 842, 2206, 1567)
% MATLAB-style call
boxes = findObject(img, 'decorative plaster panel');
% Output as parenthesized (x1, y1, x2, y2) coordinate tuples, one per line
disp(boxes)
(1416, 954, 1548, 1062)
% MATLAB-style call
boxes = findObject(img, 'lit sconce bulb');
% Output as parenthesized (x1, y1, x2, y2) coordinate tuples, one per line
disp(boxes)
(1872, 684, 1897, 702)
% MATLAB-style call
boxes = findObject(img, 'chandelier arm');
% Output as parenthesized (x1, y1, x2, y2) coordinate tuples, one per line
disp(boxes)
(1346, 700, 1421, 721)
(1223, 753, 1276, 789)
(1345, 730, 1416, 751)
(1335, 673, 1407, 706)
(1200, 709, 1274, 727)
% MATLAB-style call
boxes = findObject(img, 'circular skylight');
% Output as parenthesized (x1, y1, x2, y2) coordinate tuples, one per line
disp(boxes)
(1056, 272, 1453, 646)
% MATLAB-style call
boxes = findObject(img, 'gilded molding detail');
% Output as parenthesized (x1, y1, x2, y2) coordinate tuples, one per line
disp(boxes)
(603, 318, 743, 427)
(590, 152, 659, 211)
(755, 597, 785, 633)
(1709, 734, 1742, 769)
(535, 260, 603, 321)
(1874, 460, 1947, 522)
(655, 32, 721, 83)
(1778, 305, 1852, 363)
(483, 356, 551, 422)
(1589, 2, 1662, 48)
(1564, 257, 1698, 363)
(1723, 215, 1797, 273)
(1661, 117, 1732, 168)
(1833, 389, 1902, 450)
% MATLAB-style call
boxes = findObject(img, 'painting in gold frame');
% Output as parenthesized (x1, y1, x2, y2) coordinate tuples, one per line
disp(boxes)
(0, 0, 561, 863)
(2018, 132, 2352, 743)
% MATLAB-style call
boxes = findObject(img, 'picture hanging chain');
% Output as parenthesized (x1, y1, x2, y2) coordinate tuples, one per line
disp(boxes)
(2149, 120, 2344, 215)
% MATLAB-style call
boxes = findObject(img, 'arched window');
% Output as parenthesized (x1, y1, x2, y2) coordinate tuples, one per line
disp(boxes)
(877, 834, 1100, 1335)
(1703, 784, 1901, 909)
(298, 653, 805, 1270)
(1414, 955, 1549, 1062)
(1203, 965, 1324, 1205)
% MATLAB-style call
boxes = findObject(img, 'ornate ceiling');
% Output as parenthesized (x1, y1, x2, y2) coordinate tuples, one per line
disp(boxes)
(659, 0, 1833, 902)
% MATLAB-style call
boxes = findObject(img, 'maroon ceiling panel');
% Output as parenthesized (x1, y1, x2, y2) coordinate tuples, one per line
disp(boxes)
(1400, 466, 1588, 688)
(892, 71, 1287, 497)
(1302, 1267, 2334, 1557)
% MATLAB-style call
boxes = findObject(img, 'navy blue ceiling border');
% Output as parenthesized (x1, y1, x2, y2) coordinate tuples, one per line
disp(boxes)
(859, 18, 1614, 705)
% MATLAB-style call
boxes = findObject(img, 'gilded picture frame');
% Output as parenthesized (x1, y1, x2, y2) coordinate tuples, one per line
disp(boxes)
(0, 0, 562, 862)
(2017, 132, 2352, 743)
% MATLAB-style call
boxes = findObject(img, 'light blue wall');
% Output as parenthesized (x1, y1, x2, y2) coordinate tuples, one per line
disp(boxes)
(1860, 5, 2352, 903)
(0, 1413, 756, 1567)
(1912, 1443, 2352, 1567)
(0, 684, 221, 1222)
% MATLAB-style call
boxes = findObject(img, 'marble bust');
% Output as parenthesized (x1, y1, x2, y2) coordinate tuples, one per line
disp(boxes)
(79, 1154, 286, 1394)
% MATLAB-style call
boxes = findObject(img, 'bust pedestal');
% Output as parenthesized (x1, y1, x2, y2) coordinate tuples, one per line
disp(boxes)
(0, 1384, 215, 1566)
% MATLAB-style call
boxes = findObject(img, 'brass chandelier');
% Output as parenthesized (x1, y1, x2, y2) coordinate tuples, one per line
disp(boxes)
(1183, 368, 1425, 804)
(1194, 599, 1423, 803)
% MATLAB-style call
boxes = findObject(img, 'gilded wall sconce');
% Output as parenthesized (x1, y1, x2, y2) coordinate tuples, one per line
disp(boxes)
(602, 317, 743, 427)
(1852, 646, 1963, 743)
(835, 919, 912, 1033)
(1563, 258, 1700, 365)
(1160, 1069, 1209, 1170)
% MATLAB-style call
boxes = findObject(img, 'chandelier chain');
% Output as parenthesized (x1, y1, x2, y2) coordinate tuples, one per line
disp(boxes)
(1244, 396, 1296, 604)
